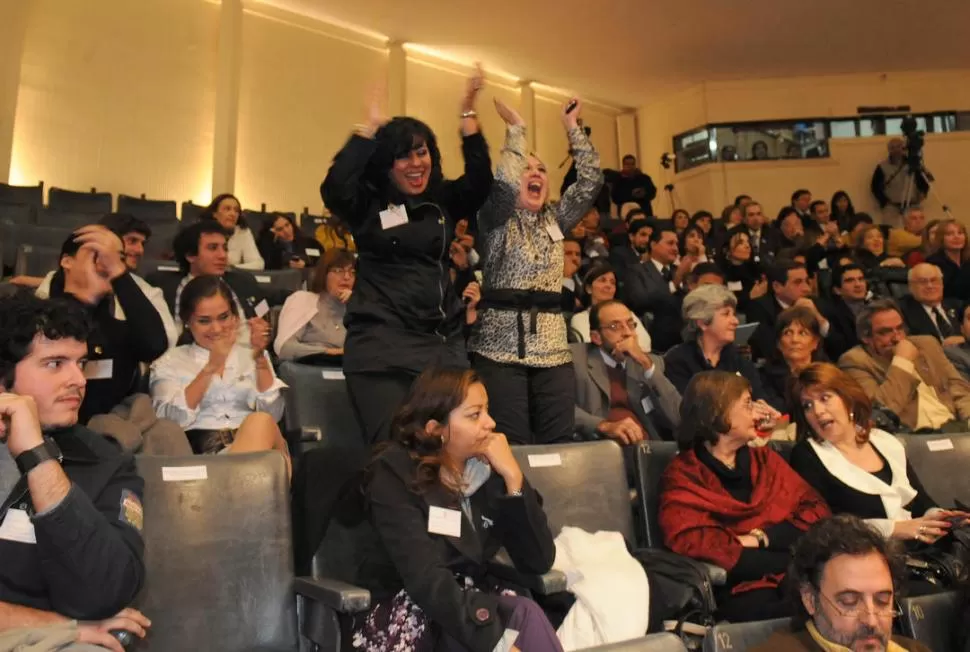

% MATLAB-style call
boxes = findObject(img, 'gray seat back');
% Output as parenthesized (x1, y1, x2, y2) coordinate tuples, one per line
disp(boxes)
(143, 223, 179, 261)
(0, 202, 35, 226)
(15, 244, 60, 277)
(898, 591, 959, 651)
(0, 223, 72, 267)
(278, 362, 363, 453)
(134, 452, 298, 650)
(35, 207, 98, 229)
(180, 201, 204, 223)
(511, 441, 633, 541)
(897, 433, 970, 507)
(579, 633, 687, 651)
(0, 182, 43, 208)
(118, 194, 178, 224)
(48, 186, 112, 214)
(253, 269, 304, 295)
(634, 441, 680, 548)
(702, 618, 790, 652)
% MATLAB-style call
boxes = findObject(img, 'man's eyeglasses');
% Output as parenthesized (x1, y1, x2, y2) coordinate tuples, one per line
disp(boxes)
(819, 591, 901, 619)
(911, 277, 942, 286)
(601, 319, 637, 333)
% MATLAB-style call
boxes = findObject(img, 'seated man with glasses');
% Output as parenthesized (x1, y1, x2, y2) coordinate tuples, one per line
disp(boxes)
(752, 514, 929, 652)
(899, 264, 963, 345)
(838, 298, 970, 432)
(570, 299, 682, 446)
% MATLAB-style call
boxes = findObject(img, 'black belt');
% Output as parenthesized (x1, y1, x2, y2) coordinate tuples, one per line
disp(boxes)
(479, 289, 562, 358)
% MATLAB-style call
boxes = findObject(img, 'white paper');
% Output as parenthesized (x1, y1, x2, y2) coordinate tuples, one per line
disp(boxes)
(545, 222, 564, 242)
(641, 396, 655, 414)
(0, 509, 36, 544)
(83, 359, 114, 380)
(321, 369, 345, 380)
(427, 506, 462, 537)
(162, 466, 208, 482)
(379, 204, 409, 230)
(157, 264, 180, 272)
(528, 453, 562, 468)
(305, 248, 321, 256)
(927, 439, 954, 452)
(254, 299, 270, 318)
(727, 281, 743, 292)
(255, 275, 271, 284)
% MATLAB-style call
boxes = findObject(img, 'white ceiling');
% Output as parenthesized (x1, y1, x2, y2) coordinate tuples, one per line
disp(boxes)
(262, 0, 970, 108)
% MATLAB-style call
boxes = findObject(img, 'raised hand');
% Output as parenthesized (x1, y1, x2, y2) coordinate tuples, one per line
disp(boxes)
(74, 225, 127, 280)
(248, 317, 271, 356)
(494, 98, 525, 126)
(561, 97, 582, 130)
(361, 82, 388, 136)
(462, 63, 485, 113)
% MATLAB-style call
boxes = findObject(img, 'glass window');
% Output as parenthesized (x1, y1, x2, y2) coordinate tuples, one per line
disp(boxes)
(830, 120, 857, 138)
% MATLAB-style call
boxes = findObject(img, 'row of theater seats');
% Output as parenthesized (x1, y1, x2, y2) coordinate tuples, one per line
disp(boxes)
(137, 438, 961, 651)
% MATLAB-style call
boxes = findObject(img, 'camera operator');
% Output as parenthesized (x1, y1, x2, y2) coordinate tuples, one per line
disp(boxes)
(870, 135, 929, 227)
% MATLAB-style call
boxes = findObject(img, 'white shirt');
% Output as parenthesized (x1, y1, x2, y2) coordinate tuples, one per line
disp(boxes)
(228, 227, 265, 270)
(150, 343, 286, 430)
(922, 303, 953, 336)
(650, 258, 676, 293)
(36, 270, 179, 348)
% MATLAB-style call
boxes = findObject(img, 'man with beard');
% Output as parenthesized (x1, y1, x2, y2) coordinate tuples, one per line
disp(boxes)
(752, 515, 928, 651)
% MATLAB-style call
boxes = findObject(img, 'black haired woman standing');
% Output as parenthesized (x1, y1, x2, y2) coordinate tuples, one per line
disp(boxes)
(469, 97, 602, 445)
(322, 68, 492, 444)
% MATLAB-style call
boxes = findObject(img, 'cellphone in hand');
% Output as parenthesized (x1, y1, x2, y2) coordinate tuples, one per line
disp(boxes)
(565, 99, 578, 114)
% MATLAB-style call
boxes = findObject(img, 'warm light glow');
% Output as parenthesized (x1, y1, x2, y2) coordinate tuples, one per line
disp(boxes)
(402, 43, 520, 84)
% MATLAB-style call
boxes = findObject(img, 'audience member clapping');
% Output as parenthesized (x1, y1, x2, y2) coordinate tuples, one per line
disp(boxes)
(720, 231, 766, 307)
(853, 225, 906, 272)
(256, 212, 323, 270)
(150, 276, 290, 471)
(659, 371, 830, 622)
(200, 193, 265, 270)
(275, 249, 355, 362)
(926, 218, 970, 300)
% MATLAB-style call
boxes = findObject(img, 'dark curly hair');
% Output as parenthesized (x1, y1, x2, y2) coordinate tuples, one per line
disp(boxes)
(369, 117, 444, 198)
(387, 366, 481, 495)
(173, 221, 231, 272)
(0, 294, 92, 388)
(788, 514, 904, 629)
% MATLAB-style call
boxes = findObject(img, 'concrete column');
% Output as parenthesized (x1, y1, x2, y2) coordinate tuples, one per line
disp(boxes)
(211, 0, 243, 195)
(0, 0, 30, 183)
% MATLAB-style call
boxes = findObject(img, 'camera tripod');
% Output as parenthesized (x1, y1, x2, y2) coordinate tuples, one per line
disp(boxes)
(900, 163, 953, 220)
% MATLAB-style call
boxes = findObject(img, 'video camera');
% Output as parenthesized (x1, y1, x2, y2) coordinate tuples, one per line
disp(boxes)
(900, 115, 925, 172)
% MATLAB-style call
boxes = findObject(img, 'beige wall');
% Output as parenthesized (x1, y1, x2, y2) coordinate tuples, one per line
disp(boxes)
(3, 0, 629, 214)
(9, 0, 219, 205)
(638, 71, 970, 221)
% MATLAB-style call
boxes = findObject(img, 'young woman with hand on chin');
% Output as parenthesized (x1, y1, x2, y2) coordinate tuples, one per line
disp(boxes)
(150, 276, 290, 476)
(321, 66, 493, 445)
(469, 96, 603, 446)
(346, 367, 561, 652)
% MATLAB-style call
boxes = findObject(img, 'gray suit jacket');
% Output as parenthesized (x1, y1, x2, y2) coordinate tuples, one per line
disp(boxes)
(570, 342, 682, 439)
(945, 342, 970, 381)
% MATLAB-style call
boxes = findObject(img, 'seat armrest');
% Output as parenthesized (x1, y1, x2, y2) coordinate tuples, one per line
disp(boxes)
(294, 576, 371, 613)
(487, 550, 568, 595)
(698, 562, 726, 586)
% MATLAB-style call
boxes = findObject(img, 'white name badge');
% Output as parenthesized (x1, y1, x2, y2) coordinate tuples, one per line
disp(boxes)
(641, 396, 655, 414)
(545, 222, 564, 242)
(305, 248, 321, 257)
(254, 299, 270, 318)
(528, 453, 562, 468)
(427, 506, 462, 538)
(379, 204, 409, 231)
(0, 509, 36, 544)
(727, 281, 743, 292)
(927, 439, 954, 452)
(84, 359, 114, 380)
(255, 275, 271, 284)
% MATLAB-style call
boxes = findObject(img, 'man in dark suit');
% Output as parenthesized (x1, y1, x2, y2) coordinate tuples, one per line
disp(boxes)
(791, 188, 813, 226)
(729, 201, 781, 264)
(622, 226, 688, 352)
(819, 264, 869, 360)
(571, 300, 681, 443)
(748, 260, 833, 361)
(146, 221, 267, 341)
(899, 262, 963, 344)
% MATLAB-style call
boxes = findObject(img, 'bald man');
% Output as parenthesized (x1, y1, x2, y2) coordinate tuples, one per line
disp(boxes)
(898, 263, 963, 345)
(871, 137, 929, 226)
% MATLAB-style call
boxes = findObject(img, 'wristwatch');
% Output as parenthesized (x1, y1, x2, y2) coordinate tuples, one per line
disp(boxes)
(15, 438, 63, 474)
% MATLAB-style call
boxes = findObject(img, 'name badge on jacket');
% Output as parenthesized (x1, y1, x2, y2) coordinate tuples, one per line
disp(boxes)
(545, 222, 564, 242)
(0, 509, 36, 544)
(428, 506, 462, 538)
(379, 205, 409, 231)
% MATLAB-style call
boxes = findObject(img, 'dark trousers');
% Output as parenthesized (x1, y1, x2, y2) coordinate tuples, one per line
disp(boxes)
(473, 355, 575, 446)
(345, 370, 416, 446)
(717, 585, 790, 623)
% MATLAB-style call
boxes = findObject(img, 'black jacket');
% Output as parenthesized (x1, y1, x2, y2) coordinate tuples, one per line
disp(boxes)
(926, 251, 970, 302)
(321, 133, 492, 375)
(147, 268, 267, 319)
(819, 296, 861, 361)
(746, 295, 783, 361)
(727, 224, 781, 264)
(604, 170, 657, 215)
(899, 295, 961, 342)
(51, 273, 168, 424)
(0, 426, 144, 619)
(341, 444, 555, 652)
(663, 341, 781, 410)
(721, 259, 764, 311)
(256, 231, 323, 271)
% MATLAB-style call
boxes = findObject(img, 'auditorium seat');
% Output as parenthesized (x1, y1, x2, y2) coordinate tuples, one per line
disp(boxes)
(14, 244, 60, 277)
(180, 201, 204, 223)
(701, 618, 790, 652)
(118, 194, 177, 223)
(35, 207, 97, 229)
(897, 433, 970, 507)
(299, 211, 326, 239)
(253, 268, 304, 295)
(0, 181, 43, 208)
(142, 260, 182, 277)
(0, 202, 35, 227)
(134, 452, 369, 651)
(768, 439, 794, 462)
(897, 591, 958, 652)
(144, 223, 178, 261)
(48, 186, 112, 214)
(277, 361, 362, 455)
(578, 633, 688, 651)
(0, 223, 73, 271)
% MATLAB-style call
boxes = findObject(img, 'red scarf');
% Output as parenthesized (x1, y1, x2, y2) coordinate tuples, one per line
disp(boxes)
(659, 446, 830, 593)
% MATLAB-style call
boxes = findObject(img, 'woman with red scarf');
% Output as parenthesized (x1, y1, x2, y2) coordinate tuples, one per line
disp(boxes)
(659, 371, 830, 622)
